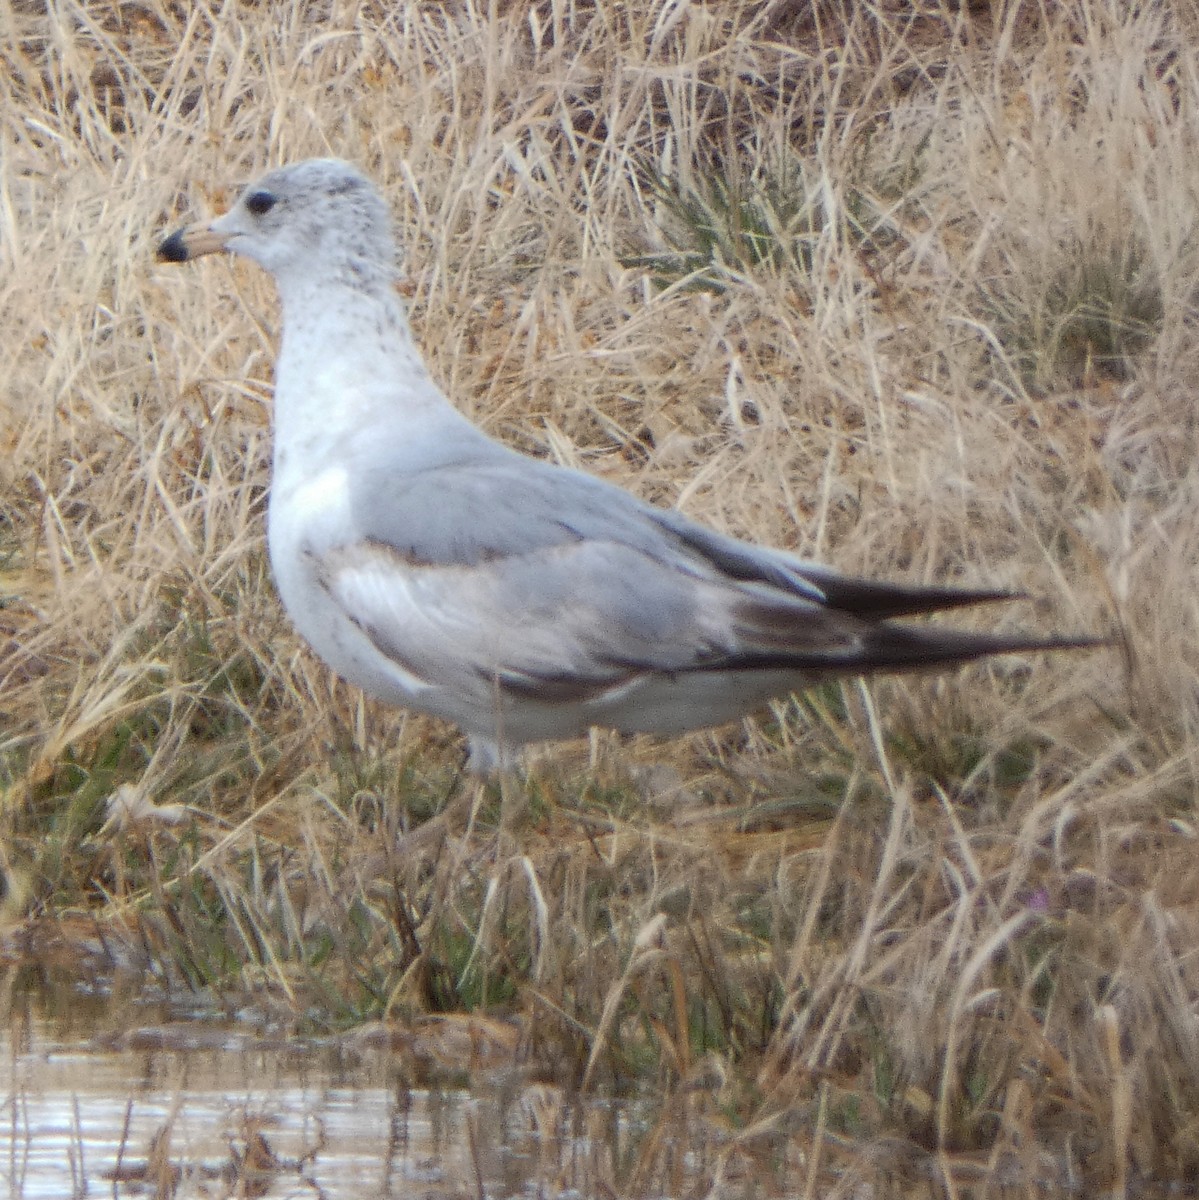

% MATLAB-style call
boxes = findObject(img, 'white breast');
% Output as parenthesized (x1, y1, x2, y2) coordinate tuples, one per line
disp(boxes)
(266, 465, 433, 704)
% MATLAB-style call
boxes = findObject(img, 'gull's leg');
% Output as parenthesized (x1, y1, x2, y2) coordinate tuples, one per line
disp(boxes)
(468, 735, 527, 857)
(391, 766, 474, 862)
(392, 736, 512, 862)
(502, 765, 527, 861)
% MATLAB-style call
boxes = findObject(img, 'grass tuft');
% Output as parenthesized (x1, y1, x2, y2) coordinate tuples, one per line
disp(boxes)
(2, 0, 1197, 1192)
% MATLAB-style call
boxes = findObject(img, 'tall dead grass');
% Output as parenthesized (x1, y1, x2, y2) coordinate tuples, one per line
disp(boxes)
(2, 0, 1199, 1192)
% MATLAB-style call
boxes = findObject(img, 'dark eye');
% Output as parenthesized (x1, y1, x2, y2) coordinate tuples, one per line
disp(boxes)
(244, 190, 277, 216)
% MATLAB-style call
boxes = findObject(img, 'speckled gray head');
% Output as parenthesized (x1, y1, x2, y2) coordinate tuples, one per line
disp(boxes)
(157, 158, 396, 291)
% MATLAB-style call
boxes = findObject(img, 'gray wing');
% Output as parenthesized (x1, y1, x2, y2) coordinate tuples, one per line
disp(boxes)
(318, 443, 1098, 727)
(323, 508, 1071, 712)
(349, 444, 1014, 617)
(332, 450, 878, 700)
(346, 445, 816, 586)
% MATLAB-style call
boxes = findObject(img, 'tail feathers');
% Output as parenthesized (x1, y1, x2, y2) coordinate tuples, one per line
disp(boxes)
(793, 565, 1023, 620)
(705, 625, 1107, 678)
(848, 625, 1109, 676)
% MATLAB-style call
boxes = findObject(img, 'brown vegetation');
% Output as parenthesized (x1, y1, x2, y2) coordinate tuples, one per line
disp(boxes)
(3, 0, 1198, 1194)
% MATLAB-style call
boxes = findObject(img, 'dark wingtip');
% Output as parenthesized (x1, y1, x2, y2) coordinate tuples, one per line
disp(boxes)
(157, 228, 190, 263)
(810, 576, 1029, 621)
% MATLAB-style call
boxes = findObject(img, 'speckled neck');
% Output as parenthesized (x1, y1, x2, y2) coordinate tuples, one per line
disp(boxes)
(267, 273, 463, 499)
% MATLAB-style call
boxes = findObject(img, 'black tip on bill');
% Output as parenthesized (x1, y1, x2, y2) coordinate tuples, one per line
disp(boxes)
(157, 229, 190, 263)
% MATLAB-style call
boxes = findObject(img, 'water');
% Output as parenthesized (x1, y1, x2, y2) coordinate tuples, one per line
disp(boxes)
(0, 993, 644, 1199)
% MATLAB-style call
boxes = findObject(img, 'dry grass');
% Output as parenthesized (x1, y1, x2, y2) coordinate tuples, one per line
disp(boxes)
(2, 0, 1199, 1193)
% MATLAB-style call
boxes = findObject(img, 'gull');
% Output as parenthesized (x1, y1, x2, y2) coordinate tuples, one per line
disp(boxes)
(157, 158, 1102, 773)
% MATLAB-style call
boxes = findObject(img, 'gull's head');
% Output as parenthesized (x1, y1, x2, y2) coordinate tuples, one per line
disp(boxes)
(157, 158, 395, 289)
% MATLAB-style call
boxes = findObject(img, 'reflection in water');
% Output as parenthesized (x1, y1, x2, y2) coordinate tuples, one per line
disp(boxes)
(0, 991, 642, 1199)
